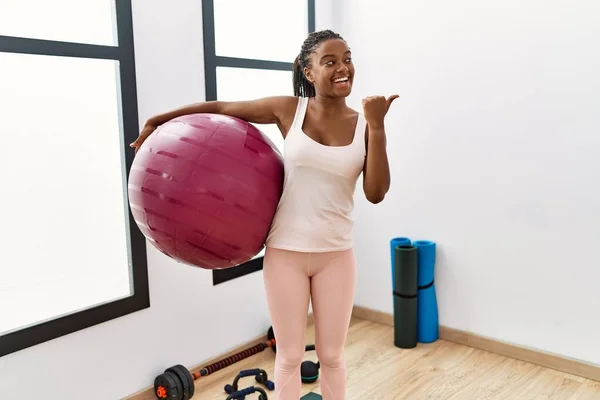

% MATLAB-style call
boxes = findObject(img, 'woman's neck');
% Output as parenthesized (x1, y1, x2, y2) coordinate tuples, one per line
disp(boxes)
(310, 94, 348, 117)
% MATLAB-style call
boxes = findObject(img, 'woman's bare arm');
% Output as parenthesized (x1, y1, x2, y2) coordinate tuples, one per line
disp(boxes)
(130, 96, 296, 151)
(360, 95, 398, 203)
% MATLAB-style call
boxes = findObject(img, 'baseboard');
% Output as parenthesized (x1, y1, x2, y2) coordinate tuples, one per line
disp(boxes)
(351, 305, 600, 382)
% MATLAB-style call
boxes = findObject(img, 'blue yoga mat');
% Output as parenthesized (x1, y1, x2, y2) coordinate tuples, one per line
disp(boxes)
(413, 240, 439, 343)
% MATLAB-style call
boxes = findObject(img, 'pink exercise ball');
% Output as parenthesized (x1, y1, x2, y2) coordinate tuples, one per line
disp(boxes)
(127, 113, 284, 269)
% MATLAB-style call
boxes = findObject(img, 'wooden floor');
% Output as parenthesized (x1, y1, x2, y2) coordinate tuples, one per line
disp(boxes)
(138, 317, 600, 399)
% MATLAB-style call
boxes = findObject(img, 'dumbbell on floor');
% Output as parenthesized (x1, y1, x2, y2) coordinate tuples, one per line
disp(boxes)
(154, 364, 195, 400)
(153, 334, 276, 400)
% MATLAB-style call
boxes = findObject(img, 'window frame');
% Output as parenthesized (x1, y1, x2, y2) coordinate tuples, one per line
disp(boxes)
(0, 0, 149, 357)
(201, 0, 315, 285)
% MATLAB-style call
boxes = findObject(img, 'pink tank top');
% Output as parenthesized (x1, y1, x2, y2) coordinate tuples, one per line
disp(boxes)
(265, 96, 367, 252)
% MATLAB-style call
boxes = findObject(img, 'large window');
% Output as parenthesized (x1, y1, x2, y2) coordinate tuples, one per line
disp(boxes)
(203, 0, 315, 285)
(0, 1, 148, 357)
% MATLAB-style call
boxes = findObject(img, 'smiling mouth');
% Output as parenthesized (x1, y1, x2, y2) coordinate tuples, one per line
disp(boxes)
(333, 76, 350, 84)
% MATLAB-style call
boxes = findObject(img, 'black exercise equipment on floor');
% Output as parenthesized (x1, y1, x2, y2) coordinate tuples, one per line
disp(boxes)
(300, 349, 320, 384)
(153, 334, 275, 400)
(224, 368, 274, 394)
(225, 385, 268, 400)
(154, 364, 195, 400)
(300, 393, 323, 400)
(153, 325, 320, 399)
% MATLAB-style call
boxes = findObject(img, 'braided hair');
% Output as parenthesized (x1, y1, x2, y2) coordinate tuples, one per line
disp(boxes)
(293, 29, 346, 97)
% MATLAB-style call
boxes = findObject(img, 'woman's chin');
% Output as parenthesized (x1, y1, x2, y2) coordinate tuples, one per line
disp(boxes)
(332, 82, 352, 97)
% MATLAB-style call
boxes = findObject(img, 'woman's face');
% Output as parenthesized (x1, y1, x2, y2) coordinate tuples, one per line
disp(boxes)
(304, 38, 354, 98)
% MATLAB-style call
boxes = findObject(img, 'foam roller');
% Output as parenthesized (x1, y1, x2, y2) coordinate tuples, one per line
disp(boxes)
(413, 240, 439, 343)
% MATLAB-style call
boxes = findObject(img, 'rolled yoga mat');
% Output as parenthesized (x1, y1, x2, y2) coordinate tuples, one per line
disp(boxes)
(392, 244, 418, 348)
(390, 237, 411, 290)
(413, 240, 439, 343)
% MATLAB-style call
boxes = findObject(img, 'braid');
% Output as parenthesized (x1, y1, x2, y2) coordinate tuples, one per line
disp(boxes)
(293, 29, 345, 97)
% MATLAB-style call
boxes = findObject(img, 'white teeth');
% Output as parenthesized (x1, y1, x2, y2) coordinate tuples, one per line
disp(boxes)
(334, 77, 349, 83)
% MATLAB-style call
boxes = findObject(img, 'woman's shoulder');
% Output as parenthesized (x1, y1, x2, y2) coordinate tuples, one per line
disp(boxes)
(276, 96, 302, 114)
(256, 96, 300, 123)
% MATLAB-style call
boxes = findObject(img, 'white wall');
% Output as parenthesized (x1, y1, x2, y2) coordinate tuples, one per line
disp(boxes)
(338, 0, 600, 365)
(0, 1, 335, 398)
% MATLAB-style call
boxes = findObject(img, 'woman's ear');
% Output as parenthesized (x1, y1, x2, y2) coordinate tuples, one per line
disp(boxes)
(303, 67, 313, 83)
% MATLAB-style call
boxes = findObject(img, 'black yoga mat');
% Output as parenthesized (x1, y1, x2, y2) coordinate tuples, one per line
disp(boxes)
(392, 245, 418, 349)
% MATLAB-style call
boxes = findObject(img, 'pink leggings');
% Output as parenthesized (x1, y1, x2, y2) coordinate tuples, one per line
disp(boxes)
(263, 247, 357, 400)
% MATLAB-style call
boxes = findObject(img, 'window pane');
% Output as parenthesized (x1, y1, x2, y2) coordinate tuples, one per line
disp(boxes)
(216, 66, 294, 154)
(0, 0, 117, 46)
(214, 0, 307, 62)
(0, 52, 131, 335)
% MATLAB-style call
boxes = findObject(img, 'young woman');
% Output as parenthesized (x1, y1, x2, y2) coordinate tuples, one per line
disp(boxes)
(130, 29, 397, 400)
